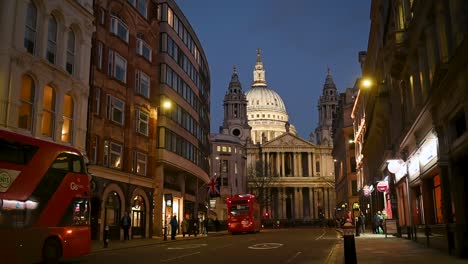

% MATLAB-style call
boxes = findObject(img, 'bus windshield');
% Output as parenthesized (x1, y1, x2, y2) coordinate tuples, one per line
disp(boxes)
(229, 203, 249, 216)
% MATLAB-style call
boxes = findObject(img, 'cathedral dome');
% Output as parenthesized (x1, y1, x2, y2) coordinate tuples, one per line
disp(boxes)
(245, 86, 287, 115)
(245, 49, 296, 144)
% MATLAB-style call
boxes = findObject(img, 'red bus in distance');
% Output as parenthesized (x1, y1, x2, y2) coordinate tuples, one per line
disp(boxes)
(226, 194, 261, 234)
(0, 130, 91, 263)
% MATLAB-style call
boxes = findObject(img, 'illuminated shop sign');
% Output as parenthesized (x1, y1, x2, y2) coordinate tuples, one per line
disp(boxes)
(408, 155, 420, 180)
(419, 138, 438, 167)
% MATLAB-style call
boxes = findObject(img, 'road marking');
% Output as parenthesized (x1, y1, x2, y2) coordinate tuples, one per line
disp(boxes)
(248, 243, 283, 249)
(160, 251, 201, 262)
(167, 243, 208, 250)
(316, 230, 326, 240)
(286, 251, 302, 263)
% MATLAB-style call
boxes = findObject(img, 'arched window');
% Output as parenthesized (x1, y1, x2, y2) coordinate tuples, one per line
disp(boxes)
(24, 2, 37, 54)
(42, 85, 56, 137)
(47, 16, 58, 64)
(66, 30, 75, 74)
(62, 94, 73, 143)
(19, 75, 35, 131)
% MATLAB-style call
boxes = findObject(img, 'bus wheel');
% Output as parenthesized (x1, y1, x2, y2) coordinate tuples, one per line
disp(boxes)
(42, 238, 62, 264)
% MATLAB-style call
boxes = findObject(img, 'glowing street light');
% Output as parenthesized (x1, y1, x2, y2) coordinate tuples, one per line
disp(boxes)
(361, 78, 373, 89)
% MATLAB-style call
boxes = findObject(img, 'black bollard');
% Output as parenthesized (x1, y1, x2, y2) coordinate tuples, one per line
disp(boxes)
(163, 225, 167, 241)
(103, 225, 109, 248)
(343, 222, 357, 264)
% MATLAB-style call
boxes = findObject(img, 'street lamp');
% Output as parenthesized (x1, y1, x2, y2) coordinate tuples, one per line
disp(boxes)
(360, 78, 373, 89)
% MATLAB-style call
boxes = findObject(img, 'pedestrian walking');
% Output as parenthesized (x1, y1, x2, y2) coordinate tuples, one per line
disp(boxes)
(181, 217, 189, 237)
(202, 218, 209, 235)
(120, 211, 131, 240)
(170, 215, 178, 240)
(360, 213, 366, 233)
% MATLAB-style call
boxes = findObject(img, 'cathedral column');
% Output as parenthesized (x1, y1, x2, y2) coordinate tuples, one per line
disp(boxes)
(282, 188, 287, 218)
(294, 152, 299, 177)
(281, 153, 285, 177)
(298, 152, 303, 177)
(312, 188, 316, 218)
(308, 153, 312, 177)
(299, 188, 304, 219)
(324, 188, 329, 219)
(294, 188, 299, 219)
(276, 152, 281, 177)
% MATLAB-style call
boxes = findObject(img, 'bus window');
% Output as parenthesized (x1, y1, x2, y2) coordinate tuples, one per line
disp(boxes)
(0, 199, 39, 228)
(59, 198, 90, 226)
(0, 138, 38, 165)
(230, 204, 249, 216)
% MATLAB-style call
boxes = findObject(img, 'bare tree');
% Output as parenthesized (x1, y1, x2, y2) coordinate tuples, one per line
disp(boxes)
(246, 165, 277, 214)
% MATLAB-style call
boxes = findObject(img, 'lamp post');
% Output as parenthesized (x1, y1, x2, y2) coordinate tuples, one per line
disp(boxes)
(153, 99, 172, 240)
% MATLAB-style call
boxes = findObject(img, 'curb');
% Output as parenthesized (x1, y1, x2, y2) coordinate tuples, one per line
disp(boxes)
(90, 232, 229, 255)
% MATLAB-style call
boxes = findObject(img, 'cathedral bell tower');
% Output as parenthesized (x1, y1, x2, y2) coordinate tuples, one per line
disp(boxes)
(220, 66, 252, 143)
(315, 68, 338, 146)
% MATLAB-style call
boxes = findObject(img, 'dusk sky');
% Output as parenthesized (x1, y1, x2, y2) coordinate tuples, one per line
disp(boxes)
(176, 0, 371, 139)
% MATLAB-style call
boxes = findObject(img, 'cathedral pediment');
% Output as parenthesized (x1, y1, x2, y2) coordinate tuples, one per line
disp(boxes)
(262, 133, 315, 148)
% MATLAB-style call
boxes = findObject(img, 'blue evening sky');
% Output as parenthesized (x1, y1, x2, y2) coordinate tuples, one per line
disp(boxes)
(176, 0, 371, 139)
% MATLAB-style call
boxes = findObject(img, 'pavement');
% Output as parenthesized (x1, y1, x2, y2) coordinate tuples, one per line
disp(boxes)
(326, 229, 468, 264)
(90, 231, 229, 254)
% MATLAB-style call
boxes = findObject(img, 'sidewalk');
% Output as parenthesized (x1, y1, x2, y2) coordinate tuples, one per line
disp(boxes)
(327, 230, 467, 264)
(90, 231, 229, 254)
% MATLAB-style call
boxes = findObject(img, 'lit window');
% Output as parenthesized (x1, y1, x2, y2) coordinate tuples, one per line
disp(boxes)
(18, 75, 35, 131)
(110, 15, 129, 42)
(62, 94, 73, 143)
(135, 70, 150, 98)
(110, 142, 123, 169)
(136, 109, 149, 136)
(41, 85, 56, 137)
(66, 30, 75, 75)
(134, 152, 147, 176)
(47, 16, 58, 64)
(106, 95, 125, 125)
(167, 7, 174, 27)
(108, 50, 127, 83)
(136, 37, 152, 61)
(24, 2, 37, 54)
(216, 146, 221, 151)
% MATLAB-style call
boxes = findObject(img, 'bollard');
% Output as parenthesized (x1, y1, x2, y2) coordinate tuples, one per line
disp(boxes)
(103, 225, 109, 248)
(163, 226, 167, 241)
(342, 222, 357, 264)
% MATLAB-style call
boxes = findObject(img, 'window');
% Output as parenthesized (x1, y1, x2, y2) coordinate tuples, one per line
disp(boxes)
(103, 140, 109, 166)
(0, 137, 38, 165)
(351, 180, 358, 195)
(24, 2, 37, 54)
(42, 85, 56, 137)
(137, 0, 147, 18)
(60, 198, 90, 226)
(167, 7, 174, 27)
(433, 175, 443, 224)
(221, 160, 228, 173)
(66, 30, 75, 74)
(110, 142, 123, 169)
(110, 16, 129, 43)
(133, 151, 147, 176)
(136, 109, 149, 136)
(47, 16, 58, 64)
(91, 135, 98, 164)
(18, 75, 35, 131)
(96, 42, 103, 69)
(135, 70, 150, 98)
(108, 50, 127, 83)
(62, 94, 73, 143)
(99, 8, 106, 25)
(94, 88, 101, 115)
(136, 37, 152, 61)
(106, 95, 125, 125)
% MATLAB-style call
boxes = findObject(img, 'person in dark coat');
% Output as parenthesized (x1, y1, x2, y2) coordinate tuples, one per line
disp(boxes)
(121, 212, 131, 240)
(170, 215, 178, 240)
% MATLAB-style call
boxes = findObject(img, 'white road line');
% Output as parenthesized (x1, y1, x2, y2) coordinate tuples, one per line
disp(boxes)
(286, 251, 302, 263)
(315, 230, 326, 240)
(160, 251, 201, 262)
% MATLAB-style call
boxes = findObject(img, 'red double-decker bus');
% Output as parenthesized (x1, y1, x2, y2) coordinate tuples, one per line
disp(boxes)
(0, 130, 91, 263)
(226, 194, 261, 234)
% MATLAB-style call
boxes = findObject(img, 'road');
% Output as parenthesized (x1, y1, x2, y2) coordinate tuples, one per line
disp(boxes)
(79, 228, 339, 264)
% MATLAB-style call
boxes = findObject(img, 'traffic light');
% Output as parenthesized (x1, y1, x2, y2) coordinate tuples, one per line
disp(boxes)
(264, 212, 269, 218)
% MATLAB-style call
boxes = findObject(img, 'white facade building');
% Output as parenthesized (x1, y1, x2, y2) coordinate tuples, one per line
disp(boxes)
(0, 0, 94, 154)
